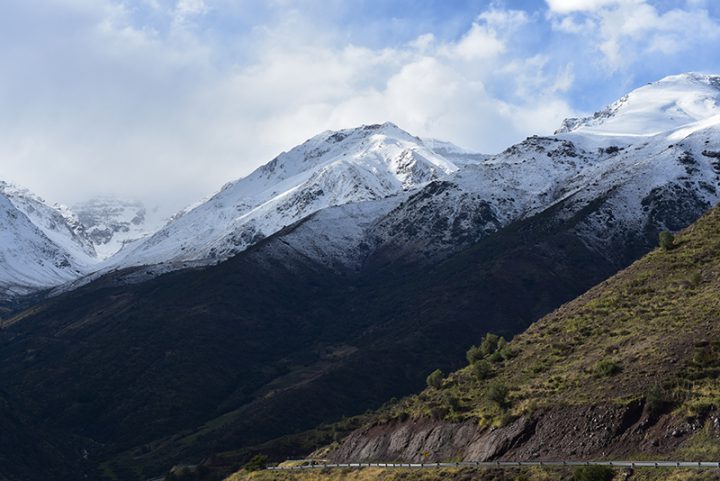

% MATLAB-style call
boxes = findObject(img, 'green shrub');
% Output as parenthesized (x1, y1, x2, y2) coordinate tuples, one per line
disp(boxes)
(595, 359, 621, 377)
(472, 360, 494, 380)
(659, 230, 675, 250)
(480, 333, 501, 357)
(467, 334, 511, 365)
(486, 382, 509, 408)
(466, 345, 484, 364)
(487, 351, 502, 363)
(244, 454, 268, 472)
(573, 465, 614, 481)
(426, 369, 444, 389)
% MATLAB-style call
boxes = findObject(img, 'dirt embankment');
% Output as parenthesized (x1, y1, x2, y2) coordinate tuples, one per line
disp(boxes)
(329, 402, 719, 463)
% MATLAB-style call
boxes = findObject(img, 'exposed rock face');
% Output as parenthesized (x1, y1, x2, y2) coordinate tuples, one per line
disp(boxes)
(329, 402, 709, 463)
(71, 197, 167, 260)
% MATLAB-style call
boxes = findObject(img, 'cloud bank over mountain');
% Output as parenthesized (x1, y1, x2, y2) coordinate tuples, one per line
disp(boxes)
(0, 0, 719, 212)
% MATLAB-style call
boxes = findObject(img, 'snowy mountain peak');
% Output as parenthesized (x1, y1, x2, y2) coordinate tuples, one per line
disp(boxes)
(556, 72, 720, 137)
(105, 122, 463, 268)
(0, 181, 96, 262)
(0, 183, 100, 299)
(247, 122, 448, 188)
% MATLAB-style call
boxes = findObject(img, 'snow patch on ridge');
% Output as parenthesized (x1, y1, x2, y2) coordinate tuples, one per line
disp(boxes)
(557, 73, 720, 137)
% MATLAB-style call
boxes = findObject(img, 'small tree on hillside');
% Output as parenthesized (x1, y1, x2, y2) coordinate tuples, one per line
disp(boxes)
(472, 360, 494, 380)
(466, 345, 484, 364)
(480, 333, 501, 357)
(426, 369, 444, 389)
(659, 230, 675, 250)
(486, 382, 509, 408)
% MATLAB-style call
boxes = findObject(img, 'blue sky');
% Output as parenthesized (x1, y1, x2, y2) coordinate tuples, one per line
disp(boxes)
(2, 0, 720, 210)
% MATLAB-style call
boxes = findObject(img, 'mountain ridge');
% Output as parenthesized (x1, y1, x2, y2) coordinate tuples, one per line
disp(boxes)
(2, 72, 720, 481)
(103, 122, 465, 270)
(96, 72, 720, 276)
(4, 72, 720, 299)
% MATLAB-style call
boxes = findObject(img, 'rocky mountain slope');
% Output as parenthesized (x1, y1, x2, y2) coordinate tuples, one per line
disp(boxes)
(106, 123, 462, 269)
(0, 183, 97, 302)
(72, 197, 166, 260)
(0, 187, 166, 302)
(353, 72, 720, 268)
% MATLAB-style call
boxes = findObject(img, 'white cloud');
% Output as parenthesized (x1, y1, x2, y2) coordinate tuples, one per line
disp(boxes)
(450, 23, 506, 60)
(173, 0, 207, 24)
(546, 0, 637, 14)
(0, 2, 575, 212)
(478, 8, 530, 30)
(547, 0, 720, 69)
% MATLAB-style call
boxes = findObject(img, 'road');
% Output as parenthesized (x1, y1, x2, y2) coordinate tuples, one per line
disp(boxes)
(268, 460, 720, 471)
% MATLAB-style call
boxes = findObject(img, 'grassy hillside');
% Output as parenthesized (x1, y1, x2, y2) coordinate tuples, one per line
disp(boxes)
(388, 206, 720, 429)
(220, 206, 720, 481)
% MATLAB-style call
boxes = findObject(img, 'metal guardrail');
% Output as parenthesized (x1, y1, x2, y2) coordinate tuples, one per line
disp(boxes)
(268, 460, 720, 470)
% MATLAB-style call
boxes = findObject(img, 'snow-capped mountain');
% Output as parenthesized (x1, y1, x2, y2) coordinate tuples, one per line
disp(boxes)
(236, 73, 720, 270)
(72, 197, 167, 260)
(370, 73, 720, 261)
(5, 72, 720, 298)
(98, 73, 720, 275)
(0, 181, 96, 262)
(106, 122, 464, 268)
(0, 184, 97, 299)
(556, 72, 720, 137)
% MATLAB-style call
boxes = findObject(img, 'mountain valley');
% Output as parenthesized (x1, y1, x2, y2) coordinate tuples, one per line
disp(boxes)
(1, 73, 720, 481)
